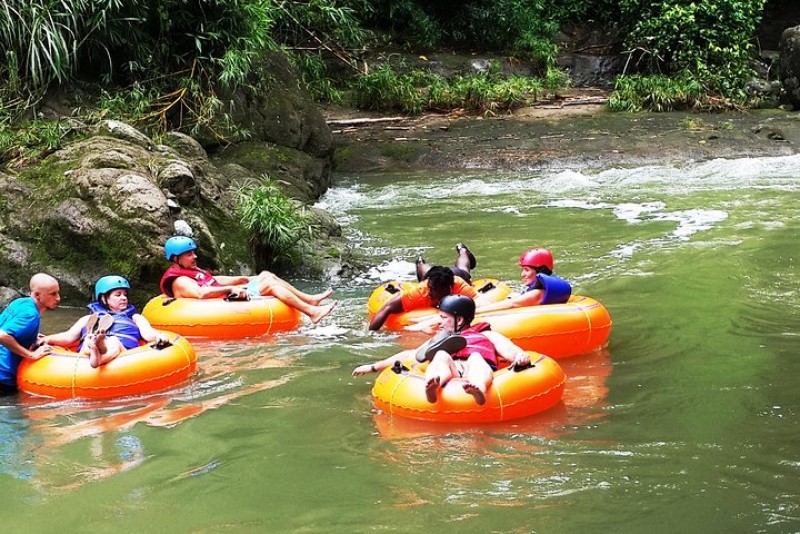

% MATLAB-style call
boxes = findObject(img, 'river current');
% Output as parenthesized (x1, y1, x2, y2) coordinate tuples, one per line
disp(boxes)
(2, 155, 799, 532)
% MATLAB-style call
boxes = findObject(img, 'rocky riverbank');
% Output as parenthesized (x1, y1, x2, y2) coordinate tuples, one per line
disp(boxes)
(327, 91, 800, 173)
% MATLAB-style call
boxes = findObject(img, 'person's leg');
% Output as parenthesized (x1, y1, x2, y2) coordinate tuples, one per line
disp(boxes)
(416, 257, 431, 282)
(454, 243, 477, 271)
(84, 332, 123, 368)
(423, 352, 459, 403)
(255, 271, 332, 305)
(461, 353, 492, 405)
(256, 273, 336, 324)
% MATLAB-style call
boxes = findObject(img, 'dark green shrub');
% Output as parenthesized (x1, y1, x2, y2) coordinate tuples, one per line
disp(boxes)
(619, 0, 767, 101)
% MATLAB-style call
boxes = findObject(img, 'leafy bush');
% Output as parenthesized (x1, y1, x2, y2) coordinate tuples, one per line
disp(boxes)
(0, 0, 278, 134)
(619, 0, 767, 101)
(236, 178, 316, 269)
(355, 0, 560, 71)
(608, 74, 709, 112)
(351, 64, 428, 113)
(351, 63, 556, 114)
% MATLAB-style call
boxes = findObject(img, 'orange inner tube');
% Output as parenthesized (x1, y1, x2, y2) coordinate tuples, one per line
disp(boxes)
(367, 278, 513, 330)
(371, 353, 565, 423)
(17, 332, 197, 399)
(142, 295, 302, 339)
(368, 279, 612, 358)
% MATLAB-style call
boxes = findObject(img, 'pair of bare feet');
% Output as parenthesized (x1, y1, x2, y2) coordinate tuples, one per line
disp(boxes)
(424, 376, 486, 405)
(308, 287, 337, 324)
(84, 313, 114, 368)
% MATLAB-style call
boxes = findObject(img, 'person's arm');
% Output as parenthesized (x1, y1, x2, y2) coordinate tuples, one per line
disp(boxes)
(133, 315, 168, 344)
(404, 315, 442, 334)
(41, 316, 88, 348)
(352, 350, 414, 377)
(368, 294, 404, 331)
(484, 331, 530, 367)
(213, 275, 251, 286)
(476, 290, 542, 314)
(172, 276, 248, 299)
(0, 329, 50, 361)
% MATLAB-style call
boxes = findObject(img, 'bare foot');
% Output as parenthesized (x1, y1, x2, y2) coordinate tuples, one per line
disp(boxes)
(310, 288, 333, 305)
(463, 382, 486, 405)
(86, 335, 101, 368)
(309, 300, 337, 324)
(425, 376, 440, 403)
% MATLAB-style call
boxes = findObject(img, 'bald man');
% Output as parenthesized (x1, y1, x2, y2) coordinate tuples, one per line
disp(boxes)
(0, 274, 60, 394)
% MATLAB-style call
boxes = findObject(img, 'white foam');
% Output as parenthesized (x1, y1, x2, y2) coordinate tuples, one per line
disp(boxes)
(325, 155, 800, 215)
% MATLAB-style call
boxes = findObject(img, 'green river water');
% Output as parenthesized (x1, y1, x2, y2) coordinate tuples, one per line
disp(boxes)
(2, 155, 799, 532)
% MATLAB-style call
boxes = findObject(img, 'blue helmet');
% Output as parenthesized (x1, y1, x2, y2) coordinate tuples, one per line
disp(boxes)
(164, 236, 197, 260)
(95, 275, 130, 300)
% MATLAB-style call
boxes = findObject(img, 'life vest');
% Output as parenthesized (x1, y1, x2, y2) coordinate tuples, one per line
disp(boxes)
(82, 302, 142, 350)
(521, 273, 571, 304)
(452, 322, 499, 370)
(160, 264, 220, 297)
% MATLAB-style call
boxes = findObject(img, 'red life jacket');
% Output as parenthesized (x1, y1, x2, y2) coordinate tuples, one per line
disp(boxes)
(452, 322, 498, 369)
(160, 264, 220, 297)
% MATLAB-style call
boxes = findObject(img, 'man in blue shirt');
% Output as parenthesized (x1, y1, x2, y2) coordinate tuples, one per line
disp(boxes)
(0, 273, 61, 394)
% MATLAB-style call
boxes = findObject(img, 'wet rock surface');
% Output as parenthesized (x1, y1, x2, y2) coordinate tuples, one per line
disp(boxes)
(327, 96, 800, 173)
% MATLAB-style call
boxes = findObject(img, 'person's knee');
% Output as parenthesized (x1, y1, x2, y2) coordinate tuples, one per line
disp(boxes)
(258, 271, 278, 282)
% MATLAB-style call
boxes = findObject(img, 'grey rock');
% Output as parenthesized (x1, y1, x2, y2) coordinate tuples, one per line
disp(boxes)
(780, 26, 800, 109)
(97, 120, 154, 150)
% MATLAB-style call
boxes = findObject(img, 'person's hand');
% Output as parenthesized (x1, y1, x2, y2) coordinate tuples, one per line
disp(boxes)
(512, 350, 530, 367)
(227, 287, 249, 300)
(404, 316, 441, 334)
(30, 344, 51, 360)
(352, 363, 377, 377)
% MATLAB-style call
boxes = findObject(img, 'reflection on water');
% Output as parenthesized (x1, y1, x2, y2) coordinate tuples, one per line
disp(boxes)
(9, 338, 308, 492)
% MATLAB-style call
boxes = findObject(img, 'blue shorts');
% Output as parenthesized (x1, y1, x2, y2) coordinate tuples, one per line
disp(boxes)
(245, 279, 261, 297)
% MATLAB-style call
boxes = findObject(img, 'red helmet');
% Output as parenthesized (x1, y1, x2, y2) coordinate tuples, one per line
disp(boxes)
(518, 248, 554, 270)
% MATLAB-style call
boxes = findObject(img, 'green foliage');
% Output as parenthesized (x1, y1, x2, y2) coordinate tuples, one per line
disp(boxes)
(236, 177, 316, 268)
(619, 0, 767, 101)
(357, 0, 559, 71)
(291, 53, 343, 103)
(0, 118, 73, 166)
(351, 64, 427, 113)
(608, 74, 711, 112)
(0, 0, 278, 134)
(351, 63, 557, 115)
(542, 0, 621, 25)
(273, 0, 367, 50)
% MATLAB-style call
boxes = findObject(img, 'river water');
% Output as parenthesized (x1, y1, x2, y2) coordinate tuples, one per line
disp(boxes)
(2, 155, 799, 532)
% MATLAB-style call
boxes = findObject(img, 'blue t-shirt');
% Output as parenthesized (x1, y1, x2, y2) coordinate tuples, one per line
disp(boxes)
(0, 297, 41, 387)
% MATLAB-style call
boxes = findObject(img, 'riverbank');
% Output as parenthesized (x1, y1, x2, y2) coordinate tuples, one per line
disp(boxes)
(326, 90, 800, 172)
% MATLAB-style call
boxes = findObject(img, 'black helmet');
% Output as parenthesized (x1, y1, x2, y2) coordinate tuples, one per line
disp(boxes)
(437, 294, 475, 330)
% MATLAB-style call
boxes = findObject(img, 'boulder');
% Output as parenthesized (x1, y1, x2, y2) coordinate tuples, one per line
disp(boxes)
(780, 25, 800, 109)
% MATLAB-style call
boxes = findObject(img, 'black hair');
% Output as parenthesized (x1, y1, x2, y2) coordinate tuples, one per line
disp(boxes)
(424, 265, 454, 294)
(535, 265, 553, 276)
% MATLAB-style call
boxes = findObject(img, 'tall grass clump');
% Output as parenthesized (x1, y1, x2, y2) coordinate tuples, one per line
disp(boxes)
(352, 63, 554, 115)
(236, 177, 316, 269)
(608, 74, 707, 111)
